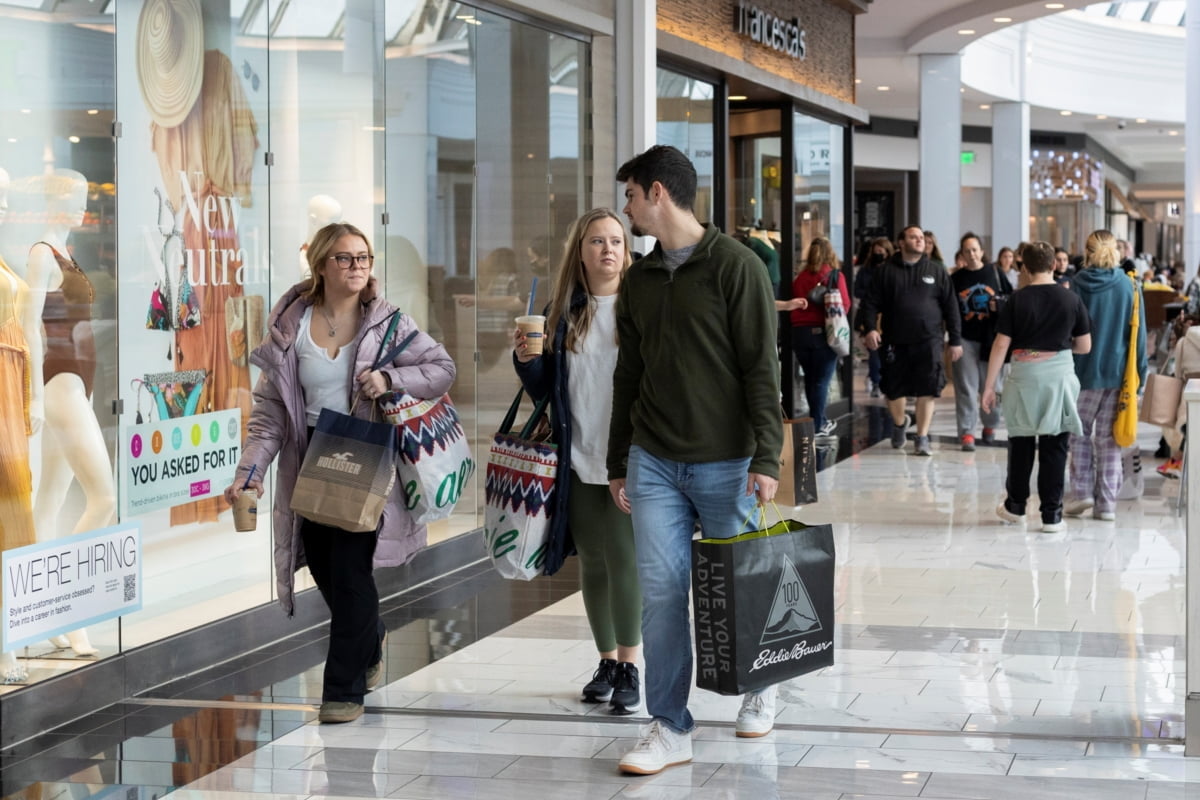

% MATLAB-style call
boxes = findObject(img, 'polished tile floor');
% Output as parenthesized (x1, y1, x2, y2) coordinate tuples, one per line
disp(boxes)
(3, 395, 1196, 799)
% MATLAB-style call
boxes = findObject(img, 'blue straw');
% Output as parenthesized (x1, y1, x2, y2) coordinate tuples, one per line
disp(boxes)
(241, 464, 257, 490)
(527, 277, 538, 315)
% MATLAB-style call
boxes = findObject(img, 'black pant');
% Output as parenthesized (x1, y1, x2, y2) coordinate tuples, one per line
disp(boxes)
(300, 519, 384, 704)
(1005, 432, 1070, 524)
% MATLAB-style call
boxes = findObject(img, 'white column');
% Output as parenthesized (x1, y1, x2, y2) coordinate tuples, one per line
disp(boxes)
(614, 0, 656, 210)
(991, 101, 1030, 251)
(1186, 0, 1200, 282)
(918, 54, 962, 255)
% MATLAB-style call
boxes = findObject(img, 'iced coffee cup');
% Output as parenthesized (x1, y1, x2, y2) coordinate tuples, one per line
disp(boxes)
(515, 315, 547, 356)
(233, 489, 258, 532)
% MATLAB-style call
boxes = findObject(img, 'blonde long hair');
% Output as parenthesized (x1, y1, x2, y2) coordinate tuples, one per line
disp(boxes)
(803, 237, 840, 273)
(545, 208, 632, 353)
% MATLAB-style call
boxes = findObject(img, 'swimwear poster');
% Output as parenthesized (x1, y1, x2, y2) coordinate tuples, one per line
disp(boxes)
(121, 408, 241, 517)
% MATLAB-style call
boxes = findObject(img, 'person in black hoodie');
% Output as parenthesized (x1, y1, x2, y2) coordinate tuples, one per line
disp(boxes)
(513, 208, 642, 715)
(950, 232, 1011, 450)
(859, 225, 962, 456)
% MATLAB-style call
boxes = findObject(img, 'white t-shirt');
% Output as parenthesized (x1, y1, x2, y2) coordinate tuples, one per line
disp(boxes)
(566, 294, 618, 484)
(297, 306, 354, 426)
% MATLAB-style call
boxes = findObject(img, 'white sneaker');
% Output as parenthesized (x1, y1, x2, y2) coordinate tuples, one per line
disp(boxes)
(1093, 510, 1116, 521)
(995, 503, 1025, 525)
(1063, 499, 1093, 518)
(618, 719, 693, 775)
(816, 419, 837, 438)
(1041, 520, 1067, 533)
(735, 684, 777, 738)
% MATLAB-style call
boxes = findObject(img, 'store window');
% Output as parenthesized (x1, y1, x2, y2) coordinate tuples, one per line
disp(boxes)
(0, 0, 589, 690)
(656, 67, 715, 222)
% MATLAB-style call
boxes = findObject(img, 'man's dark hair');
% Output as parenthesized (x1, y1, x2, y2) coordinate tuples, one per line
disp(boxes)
(1022, 241, 1055, 274)
(1054, 246, 1069, 257)
(616, 145, 697, 212)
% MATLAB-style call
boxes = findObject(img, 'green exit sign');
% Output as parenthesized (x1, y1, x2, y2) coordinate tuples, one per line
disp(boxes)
(961, 151, 976, 164)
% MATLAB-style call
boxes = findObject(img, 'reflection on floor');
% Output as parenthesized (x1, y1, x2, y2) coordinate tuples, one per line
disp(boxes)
(2, 396, 1196, 799)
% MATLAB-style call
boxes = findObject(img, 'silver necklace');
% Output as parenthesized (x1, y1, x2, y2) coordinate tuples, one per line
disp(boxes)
(318, 304, 346, 337)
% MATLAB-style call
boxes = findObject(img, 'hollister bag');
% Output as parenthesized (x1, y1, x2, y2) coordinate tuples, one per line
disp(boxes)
(291, 407, 397, 532)
(692, 508, 835, 695)
(483, 388, 557, 580)
(376, 325, 476, 524)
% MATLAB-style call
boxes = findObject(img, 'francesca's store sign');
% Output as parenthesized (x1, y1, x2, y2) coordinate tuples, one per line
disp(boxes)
(734, 1, 807, 59)
(123, 408, 242, 516)
(3, 523, 142, 650)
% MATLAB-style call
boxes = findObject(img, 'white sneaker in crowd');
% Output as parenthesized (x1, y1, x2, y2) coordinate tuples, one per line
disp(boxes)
(735, 684, 778, 738)
(1063, 498, 1093, 518)
(618, 719, 693, 775)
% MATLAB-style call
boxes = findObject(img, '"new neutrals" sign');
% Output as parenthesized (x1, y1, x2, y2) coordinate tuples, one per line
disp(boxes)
(734, 1, 807, 60)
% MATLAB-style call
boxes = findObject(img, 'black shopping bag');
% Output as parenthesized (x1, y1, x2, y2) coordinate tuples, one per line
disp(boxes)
(692, 514, 835, 695)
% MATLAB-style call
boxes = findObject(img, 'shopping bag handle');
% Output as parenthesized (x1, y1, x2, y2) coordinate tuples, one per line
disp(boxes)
(373, 311, 420, 370)
(499, 387, 552, 439)
(739, 501, 789, 533)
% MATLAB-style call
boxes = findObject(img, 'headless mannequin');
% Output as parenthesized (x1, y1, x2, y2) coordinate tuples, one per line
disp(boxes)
(0, 167, 35, 681)
(26, 171, 111, 658)
(299, 195, 342, 278)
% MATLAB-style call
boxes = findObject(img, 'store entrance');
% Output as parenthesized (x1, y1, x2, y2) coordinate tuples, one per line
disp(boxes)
(729, 103, 851, 428)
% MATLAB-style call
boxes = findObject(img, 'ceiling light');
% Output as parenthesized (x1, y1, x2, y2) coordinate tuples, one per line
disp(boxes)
(86, 109, 99, 115)
(1169, 130, 1179, 136)
(68, 136, 80, 143)
(994, 17, 1013, 23)
(19, 109, 31, 114)
(1045, 3, 1065, 8)
(877, 85, 890, 91)
(1060, 110, 1072, 116)
(960, 87, 965, 93)
(729, 95, 747, 101)
(958, 29, 975, 35)
(1096, 114, 1108, 120)
(980, 104, 991, 110)
(855, 78, 862, 84)
(1136, 118, 1147, 123)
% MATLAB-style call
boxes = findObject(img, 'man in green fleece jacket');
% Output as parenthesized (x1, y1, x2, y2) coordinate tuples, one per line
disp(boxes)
(606, 145, 783, 776)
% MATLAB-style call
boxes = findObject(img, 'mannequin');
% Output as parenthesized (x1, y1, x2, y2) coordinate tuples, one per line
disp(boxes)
(299, 194, 342, 277)
(0, 167, 37, 682)
(25, 169, 111, 658)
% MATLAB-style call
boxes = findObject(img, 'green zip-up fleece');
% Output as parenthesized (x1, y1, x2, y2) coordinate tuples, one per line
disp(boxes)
(607, 224, 783, 480)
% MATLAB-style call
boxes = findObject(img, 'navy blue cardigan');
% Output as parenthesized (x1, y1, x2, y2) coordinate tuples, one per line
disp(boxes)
(511, 291, 588, 576)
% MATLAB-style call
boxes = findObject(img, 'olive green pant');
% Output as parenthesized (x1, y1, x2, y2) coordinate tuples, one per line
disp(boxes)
(568, 471, 642, 652)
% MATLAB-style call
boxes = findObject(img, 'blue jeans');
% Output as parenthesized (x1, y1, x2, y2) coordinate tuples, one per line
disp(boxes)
(625, 445, 758, 734)
(793, 327, 839, 428)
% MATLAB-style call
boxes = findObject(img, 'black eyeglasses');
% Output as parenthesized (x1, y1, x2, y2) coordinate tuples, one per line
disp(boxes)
(328, 254, 374, 270)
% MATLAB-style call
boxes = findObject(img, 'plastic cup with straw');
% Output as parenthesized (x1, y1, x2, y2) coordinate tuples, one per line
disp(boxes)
(233, 464, 259, 532)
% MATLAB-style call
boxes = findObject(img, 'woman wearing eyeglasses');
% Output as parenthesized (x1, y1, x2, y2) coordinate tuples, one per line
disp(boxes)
(224, 222, 455, 724)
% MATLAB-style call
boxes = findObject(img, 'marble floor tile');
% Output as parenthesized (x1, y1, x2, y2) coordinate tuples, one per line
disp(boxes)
(882, 732, 1087, 756)
(797, 743, 1013, 775)
(394, 727, 614, 759)
(1007, 754, 1200, 782)
(383, 774, 627, 799)
(919, 772, 1150, 799)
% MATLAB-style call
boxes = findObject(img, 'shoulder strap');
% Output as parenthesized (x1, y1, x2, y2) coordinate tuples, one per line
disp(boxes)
(372, 311, 408, 368)
(499, 387, 552, 438)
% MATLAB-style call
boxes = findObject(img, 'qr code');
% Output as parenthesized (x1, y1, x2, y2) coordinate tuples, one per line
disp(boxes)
(124, 573, 136, 602)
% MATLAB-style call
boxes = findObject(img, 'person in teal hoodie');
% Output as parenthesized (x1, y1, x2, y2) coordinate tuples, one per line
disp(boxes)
(1066, 229, 1147, 521)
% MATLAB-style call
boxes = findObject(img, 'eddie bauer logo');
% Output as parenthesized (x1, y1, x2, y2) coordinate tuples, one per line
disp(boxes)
(316, 451, 363, 475)
(750, 555, 831, 673)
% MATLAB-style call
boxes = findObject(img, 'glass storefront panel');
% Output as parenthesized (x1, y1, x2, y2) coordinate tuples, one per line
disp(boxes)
(0, 3, 120, 678)
(792, 112, 846, 414)
(656, 67, 715, 223)
(0, 0, 589, 690)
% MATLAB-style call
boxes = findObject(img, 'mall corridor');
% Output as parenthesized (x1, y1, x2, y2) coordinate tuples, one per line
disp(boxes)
(2, 400, 1195, 799)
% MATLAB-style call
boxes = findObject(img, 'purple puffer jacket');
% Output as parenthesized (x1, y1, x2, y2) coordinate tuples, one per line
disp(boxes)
(236, 278, 456, 615)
